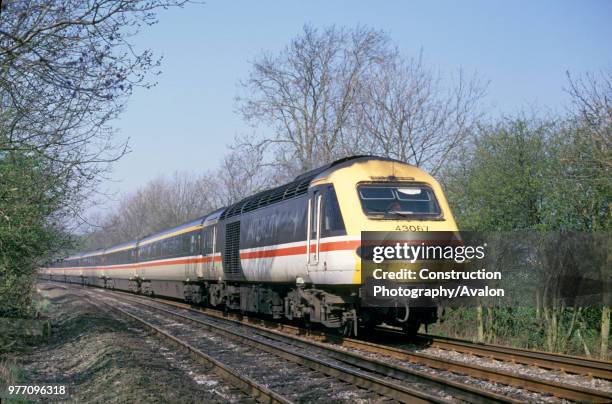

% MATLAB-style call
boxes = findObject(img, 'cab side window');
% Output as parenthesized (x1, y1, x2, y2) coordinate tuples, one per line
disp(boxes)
(322, 185, 346, 237)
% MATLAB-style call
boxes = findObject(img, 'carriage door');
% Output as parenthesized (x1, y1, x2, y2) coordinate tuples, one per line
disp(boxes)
(307, 190, 323, 269)
(186, 233, 198, 281)
(203, 225, 216, 276)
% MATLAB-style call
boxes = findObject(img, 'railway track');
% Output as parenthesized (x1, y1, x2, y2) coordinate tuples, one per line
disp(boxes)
(42, 283, 282, 403)
(84, 287, 521, 404)
(413, 333, 612, 381)
(43, 282, 612, 403)
(116, 291, 609, 402)
(97, 298, 287, 403)
(372, 324, 611, 381)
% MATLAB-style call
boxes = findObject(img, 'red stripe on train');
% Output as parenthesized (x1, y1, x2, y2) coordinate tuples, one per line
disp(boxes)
(48, 240, 360, 271)
(240, 240, 360, 259)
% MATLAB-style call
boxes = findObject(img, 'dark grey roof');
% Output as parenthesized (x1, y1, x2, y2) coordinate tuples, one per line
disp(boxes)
(220, 155, 399, 220)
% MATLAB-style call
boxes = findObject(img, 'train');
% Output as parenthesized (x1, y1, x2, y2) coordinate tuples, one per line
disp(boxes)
(41, 155, 459, 336)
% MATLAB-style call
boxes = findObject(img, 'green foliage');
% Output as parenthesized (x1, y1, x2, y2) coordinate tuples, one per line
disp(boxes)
(433, 306, 606, 356)
(0, 0, 194, 321)
(443, 116, 610, 232)
(443, 118, 554, 231)
(0, 150, 70, 317)
(440, 115, 611, 355)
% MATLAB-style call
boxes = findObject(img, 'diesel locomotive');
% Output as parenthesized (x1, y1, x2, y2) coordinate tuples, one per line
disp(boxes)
(41, 156, 459, 335)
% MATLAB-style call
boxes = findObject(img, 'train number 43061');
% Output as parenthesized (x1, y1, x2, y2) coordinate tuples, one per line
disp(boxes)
(395, 225, 429, 231)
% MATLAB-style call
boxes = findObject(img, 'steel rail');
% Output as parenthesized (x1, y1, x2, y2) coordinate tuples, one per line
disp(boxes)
(126, 293, 612, 403)
(108, 291, 518, 404)
(44, 282, 612, 403)
(93, 290, 451, 404)
(414, 333, 612, 381)
(85, 295, 292, 404)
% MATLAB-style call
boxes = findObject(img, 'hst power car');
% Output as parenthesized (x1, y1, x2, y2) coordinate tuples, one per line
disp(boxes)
(42, 156, 459, 335)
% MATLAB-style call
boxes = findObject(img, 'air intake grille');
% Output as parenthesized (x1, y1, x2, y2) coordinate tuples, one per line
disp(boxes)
(223, 221, 241, 274)
(219, 156, 384, 220)
(220, 178, 311, 219)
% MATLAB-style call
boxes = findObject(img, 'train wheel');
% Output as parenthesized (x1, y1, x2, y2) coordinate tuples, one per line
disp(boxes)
(402, 321, 421, 337)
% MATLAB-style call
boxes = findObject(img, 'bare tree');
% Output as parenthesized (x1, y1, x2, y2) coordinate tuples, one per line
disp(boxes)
(565, 69, 612, 173)
(0, 0, 191, 223)
(236, 24, 395, 175)
(0, 0, 193, 316)
(82, 149, 276, 250)
(565, 69, 612, 360)
(216, 147, 277, 205)
(83, 171, 220, 249)
(357, 52, 487, 175)
(236, 25, 486, 178)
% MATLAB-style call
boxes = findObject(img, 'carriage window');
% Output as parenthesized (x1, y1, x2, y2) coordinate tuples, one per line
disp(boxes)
(358, 184, 441, 218)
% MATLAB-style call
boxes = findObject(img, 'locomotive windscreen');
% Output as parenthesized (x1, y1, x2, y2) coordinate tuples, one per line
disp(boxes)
(358, 184, 441, 218)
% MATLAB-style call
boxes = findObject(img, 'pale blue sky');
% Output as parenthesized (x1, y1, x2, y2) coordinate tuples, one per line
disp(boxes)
(104, 0, 611, 203)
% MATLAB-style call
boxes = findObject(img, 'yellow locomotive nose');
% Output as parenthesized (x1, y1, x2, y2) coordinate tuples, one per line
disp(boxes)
(319, 159, 458, 236)
(313, 157, 460, 333)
